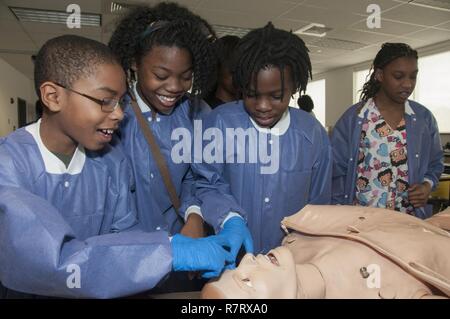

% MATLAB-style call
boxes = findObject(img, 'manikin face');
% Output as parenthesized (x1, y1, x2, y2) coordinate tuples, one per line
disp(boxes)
(201, 246, 297, 299)
(377, 56, 418, 105)
(243, 66, 295, 128)
(136, 45, 193, 114)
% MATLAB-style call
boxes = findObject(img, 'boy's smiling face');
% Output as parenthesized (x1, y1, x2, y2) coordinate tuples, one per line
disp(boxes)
(243, 66, 295, 128)
(43, 62, 126, 153)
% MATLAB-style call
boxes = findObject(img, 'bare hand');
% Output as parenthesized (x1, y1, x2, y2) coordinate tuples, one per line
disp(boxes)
(408, 182, 432, 208)
(180, 213, 206, 239)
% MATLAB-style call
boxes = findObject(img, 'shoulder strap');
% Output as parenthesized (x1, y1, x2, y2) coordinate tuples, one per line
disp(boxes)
(129, 97, 183, 220)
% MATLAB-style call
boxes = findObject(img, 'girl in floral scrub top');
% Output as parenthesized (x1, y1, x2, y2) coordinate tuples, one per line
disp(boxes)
(331, 43, 444, 218)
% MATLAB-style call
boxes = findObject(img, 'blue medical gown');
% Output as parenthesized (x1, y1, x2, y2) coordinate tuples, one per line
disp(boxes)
(192, 102, 332, 253)
(119, 95, 209, 233)
(0, 128, 172, 298)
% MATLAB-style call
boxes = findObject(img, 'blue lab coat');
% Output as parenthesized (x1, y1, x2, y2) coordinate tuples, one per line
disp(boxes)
(0, 122, 172, 298)
(192, 101, 332, 253)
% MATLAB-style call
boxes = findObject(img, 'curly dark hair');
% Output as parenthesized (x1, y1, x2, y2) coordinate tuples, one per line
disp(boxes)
(297, 94, 314, 113)
(34, 35, 118, 99)
(108, 2, 217, 98)
(360, 42, 418, 102)
(214, 35, 240, 70)
(233, 22, 312, 100)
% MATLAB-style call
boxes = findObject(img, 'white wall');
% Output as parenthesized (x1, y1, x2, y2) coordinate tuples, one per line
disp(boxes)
(0, 57, 37, 137)
(314, 67, 354, 129)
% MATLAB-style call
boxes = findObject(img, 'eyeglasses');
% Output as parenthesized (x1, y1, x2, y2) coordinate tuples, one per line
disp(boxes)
(54, 82, 124, 113)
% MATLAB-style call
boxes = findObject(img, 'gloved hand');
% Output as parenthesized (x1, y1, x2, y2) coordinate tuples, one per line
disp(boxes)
(171, 234, 234, 278)
(215, 216, 254, 269)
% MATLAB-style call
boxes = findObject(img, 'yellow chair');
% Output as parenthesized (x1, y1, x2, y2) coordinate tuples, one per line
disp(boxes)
(431, 177, 450, 201)
(429, 175, 450, 214)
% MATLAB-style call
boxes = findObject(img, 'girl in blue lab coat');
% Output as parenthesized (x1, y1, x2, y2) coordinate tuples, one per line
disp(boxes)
(192, 23, 332, 254)
(108, 2, 216, 237)
(331, 43, 444, 218)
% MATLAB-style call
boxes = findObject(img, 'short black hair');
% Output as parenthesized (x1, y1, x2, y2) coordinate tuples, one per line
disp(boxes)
(108, 2, 217, 98)
(34, 35, 119, 99)
(233, 22, 312, 100)
(297, 94, 314, 113)
(360, 43, 418, 102)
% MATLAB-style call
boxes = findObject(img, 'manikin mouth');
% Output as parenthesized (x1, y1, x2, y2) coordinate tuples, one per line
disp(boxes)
(267, 252, 279, 266)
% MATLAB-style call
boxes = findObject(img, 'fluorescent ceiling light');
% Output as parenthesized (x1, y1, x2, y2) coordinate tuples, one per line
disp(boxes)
(9, 6, 101, 27)
(294, 23, 332, 37)
(213, 25, 253, 38)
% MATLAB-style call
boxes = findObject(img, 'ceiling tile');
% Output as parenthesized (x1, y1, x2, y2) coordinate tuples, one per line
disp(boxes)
(327, 27, 396, 44)
(280, 4, 366, 29)
(21, 21, 102, 37)
(3, 0, 102, 13)
(435, 21, 450, 31)
(193, 8, 267, 29)
(0, 31, 36, 52)
(196, 0, 296, 18)
(301, 0, 402, 15)
(271, 18, 310, 32)
(403, 28, 450, 45)
(351, 19, 425, 36)
(31, 31, 102, 48)
(386, 36, 429, 49)
(382, 4, 450, 26)
(0, 1, 16, 20)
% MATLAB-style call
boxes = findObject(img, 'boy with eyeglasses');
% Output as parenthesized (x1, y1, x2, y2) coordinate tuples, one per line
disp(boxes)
(0, 35, 232, 298)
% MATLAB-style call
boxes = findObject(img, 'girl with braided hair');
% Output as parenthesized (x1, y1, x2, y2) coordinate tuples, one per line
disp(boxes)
(191, 22, 332, 254)
(108, 3, 221, 291)
(331, 43, 443, 218)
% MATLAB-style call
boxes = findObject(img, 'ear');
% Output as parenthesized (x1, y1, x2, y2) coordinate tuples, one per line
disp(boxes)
(374, 69, 383, 82)
(40, 81, 64, 113)
(131, 60, 137, 73)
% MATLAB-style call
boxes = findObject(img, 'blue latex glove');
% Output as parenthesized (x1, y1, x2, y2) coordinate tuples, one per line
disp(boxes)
(171, 234, 234, 278)
(215, 216, 254, 269)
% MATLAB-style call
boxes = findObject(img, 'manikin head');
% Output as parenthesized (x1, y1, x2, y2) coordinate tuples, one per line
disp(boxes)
(201, 247, 298, 299)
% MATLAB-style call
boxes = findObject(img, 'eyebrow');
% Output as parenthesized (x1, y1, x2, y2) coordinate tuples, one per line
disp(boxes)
(94, 87, 119, 95)
(247, 89, 283, 94)
(393, 69, 418, 74)
(153, 66, 193, 74)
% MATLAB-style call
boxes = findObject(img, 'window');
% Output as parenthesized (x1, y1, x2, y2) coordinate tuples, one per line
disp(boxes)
(353, 68, 370, 104)
(415, 51, 450, 133)
(290, 79, 326, 127)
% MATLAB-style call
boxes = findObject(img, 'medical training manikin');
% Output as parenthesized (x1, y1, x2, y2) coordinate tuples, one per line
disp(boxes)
(202, 205, 450, 299)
